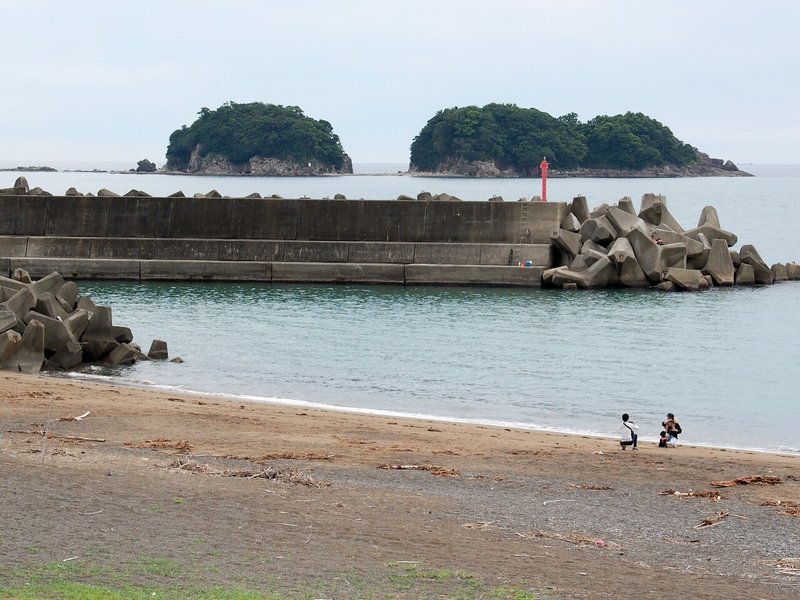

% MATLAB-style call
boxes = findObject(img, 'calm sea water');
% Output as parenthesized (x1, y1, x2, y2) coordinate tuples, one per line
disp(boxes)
(8, 164, 799, 455)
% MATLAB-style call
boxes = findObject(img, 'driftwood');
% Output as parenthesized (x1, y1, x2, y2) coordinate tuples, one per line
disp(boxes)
(543, 499, 577, 506)
(759, 558, 800, 576)
(166, 458, 329, 487)
(10, 430, 105, 443)
(661, 489, 723, 501)
(220, 452, 335, 462)
(760, 499, 800, 517)
(377, 463, 460, 477)
(462, 521, 493, 530)
(694, 511, 748, 529)
(53, 434, 106, 443)
(59, 411, 91, 421)
(41, 395, 56, 464)
(711, 475, 782, 487)
(126, 438, 193, 453)
(694, 511, 730, 529)
(256, 452, 334, 461)
(570, 484, 614, 491)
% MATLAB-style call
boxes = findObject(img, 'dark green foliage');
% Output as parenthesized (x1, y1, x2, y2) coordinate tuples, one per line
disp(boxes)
(165, 102, 348, 171)
(410, 105, 697, 174)
(410, 104, 586, 175)
(583, 112, 697, 169)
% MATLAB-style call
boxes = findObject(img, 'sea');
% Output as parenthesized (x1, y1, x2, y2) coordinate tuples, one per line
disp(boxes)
(3, 162, 799, 456)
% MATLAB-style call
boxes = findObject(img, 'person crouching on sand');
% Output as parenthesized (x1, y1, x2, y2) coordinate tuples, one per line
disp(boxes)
(619, 413, 639, 450)
(662, 412, 682, 446)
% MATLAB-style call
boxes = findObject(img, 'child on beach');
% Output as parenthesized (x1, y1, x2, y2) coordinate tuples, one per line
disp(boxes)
(658, 431, 669, 447)
(619, 413, 638, 450)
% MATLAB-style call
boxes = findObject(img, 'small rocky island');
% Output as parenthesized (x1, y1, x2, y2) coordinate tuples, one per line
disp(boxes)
(409, 104, 750, 177)
(163, 102, 353, 176)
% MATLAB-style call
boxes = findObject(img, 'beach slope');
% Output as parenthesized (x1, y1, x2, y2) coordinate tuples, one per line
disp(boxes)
(1, 372, 798, 599)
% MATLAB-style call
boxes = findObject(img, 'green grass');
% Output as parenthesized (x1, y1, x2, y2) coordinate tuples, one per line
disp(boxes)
(0, 558, 545, 599)
(133, 556, 184, 579)
(384, 562, 539, 598)
(387, 562, 477, 590)
(0, 582, 269, 600)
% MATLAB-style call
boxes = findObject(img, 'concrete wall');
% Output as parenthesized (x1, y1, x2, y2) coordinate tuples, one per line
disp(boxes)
(5, 257, 544, 287)
(0, 195, 564, 286)
(0, 195, 566, 244)
(1, 236, 552, 266)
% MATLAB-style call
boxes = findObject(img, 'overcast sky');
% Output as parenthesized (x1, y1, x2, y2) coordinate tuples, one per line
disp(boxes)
(2, 0, 798, 167)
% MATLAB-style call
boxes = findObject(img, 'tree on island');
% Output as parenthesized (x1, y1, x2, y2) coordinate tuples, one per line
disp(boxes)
(582, 112, 697, 169)
(409, 104, 700, 175)
(165, 102, 352, 174)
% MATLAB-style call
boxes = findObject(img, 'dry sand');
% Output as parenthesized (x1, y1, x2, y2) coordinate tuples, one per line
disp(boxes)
(1, 371, 798, 599)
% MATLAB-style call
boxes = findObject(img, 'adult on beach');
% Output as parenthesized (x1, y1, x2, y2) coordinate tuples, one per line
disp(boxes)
(662, 412, 682, 446)
(619, 413, 639, 450)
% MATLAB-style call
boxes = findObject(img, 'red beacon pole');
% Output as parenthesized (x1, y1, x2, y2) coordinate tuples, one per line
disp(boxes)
(539, 157, 549, 202)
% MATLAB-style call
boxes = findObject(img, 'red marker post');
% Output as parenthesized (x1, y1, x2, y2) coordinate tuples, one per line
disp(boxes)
(539, 157, 549, 202)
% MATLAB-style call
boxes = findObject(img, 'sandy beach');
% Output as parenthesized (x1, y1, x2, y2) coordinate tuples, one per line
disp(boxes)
(1, 371, 798, 599)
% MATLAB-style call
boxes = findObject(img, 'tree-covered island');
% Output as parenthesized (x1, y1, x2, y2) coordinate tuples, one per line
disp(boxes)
(409, 104, 749, 177)
(164, 102, 353, 176)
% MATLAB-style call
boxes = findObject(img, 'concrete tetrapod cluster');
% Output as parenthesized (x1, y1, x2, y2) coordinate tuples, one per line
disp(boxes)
(0, 270, 170, 373)
(545, 193, 800, 291)
(2, 176, 485, 202)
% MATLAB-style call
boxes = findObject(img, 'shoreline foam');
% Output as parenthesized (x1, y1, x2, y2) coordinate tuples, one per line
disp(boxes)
(58, 370, 800, 458)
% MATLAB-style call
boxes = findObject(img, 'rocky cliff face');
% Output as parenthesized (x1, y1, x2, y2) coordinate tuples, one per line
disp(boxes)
(174, 145, 353, 176)
(411, 152, 751, 178)
(409, 158, 518, 177)
(549, 154, 751, 178)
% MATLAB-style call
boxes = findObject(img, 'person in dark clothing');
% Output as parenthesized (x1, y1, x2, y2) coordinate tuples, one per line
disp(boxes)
(662, 413, 682, 446)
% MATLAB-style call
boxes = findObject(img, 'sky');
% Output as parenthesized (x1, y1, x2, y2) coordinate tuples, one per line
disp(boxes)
(2, 0, 799, 167)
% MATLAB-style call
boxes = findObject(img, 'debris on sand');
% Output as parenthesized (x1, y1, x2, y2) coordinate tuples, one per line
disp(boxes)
(518, 530, 621, 549)
(694, 511, 731, 529)
(710, 475, 782, 487)
(760, 499, 800, 517)
(166, 458, 328, 487)
(378, 463, 460, 477)
(661, 489, 723, 501)
(126, 438, 194, 453)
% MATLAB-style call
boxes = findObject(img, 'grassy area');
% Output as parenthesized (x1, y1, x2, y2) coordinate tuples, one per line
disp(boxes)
(0, 558, 546, 599)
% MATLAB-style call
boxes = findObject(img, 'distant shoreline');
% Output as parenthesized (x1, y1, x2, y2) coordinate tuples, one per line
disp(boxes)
(0, 165, 58, 173)
(1, 168, 754, 179)
(9, 163, 800, 178)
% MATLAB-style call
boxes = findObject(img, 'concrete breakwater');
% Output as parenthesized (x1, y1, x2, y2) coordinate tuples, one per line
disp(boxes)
(0, 179, 562, 287)
(1, 177, 797, 289)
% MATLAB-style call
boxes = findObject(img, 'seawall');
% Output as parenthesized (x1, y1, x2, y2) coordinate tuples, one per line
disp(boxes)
(0, 196, 564, 286)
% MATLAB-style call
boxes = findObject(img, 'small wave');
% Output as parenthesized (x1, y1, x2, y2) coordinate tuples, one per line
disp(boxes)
(51, 374, 799, 457)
